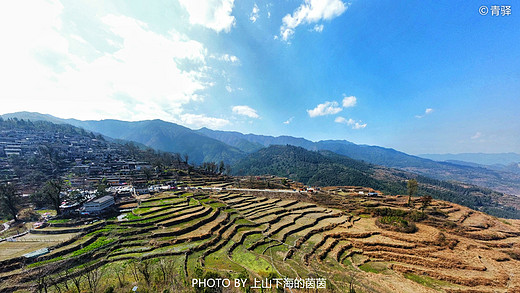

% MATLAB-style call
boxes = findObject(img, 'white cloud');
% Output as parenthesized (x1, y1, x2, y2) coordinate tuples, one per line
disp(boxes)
(180, 113, 230, 128)
(179, 0, 236, 33)
(342, 95, 356, 108)
(312, 24, 324, 32)
(415, 108, 434, 119)
(284, 117, 294, 124)
(219, 54, 239, 63)
(307, 101, 342, 117)
(0, 2, 237, 129)
(280, 0, 347, 41)
(335, 116, 367, 129)
(250, 3, 260, 23)
(334, 116, 347, 123)
(351, 120, 367, 129)
(471, 132, 482, 140)
(225, 85, 233, 92)
(232, 105, 260, 118)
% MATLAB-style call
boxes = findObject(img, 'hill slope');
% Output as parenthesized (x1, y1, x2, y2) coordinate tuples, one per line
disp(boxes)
(0, 112, 245, 165)
(65, 119, 245, 165)
(232, 145, 520, 219)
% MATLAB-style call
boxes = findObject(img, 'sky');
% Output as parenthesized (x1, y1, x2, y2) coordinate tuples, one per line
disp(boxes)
(0, 0, 519, 155)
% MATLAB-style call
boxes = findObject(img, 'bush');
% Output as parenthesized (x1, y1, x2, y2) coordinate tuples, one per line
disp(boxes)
(407, 211, 427, 222)
(376, 216, 417, 233)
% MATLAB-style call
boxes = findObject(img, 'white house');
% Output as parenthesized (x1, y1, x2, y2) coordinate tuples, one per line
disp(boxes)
(83, 195, 115, 214)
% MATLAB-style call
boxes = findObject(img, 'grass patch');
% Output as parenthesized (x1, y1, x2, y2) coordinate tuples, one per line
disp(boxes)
(359, 262, 387, 274)
(500, 219, 511, 225)
(235, 218, 255, 226)
(27, 256, 64, 268)
(35, 209, 57, 216)
(376, 216, 417, 233)
(132, 207, 151, 214)
(231, 247, 275, 276)
(205, 242, 245, 272)
(71, 236, 115, 257)
(47, 219, 72, 224)
(207, 202, 227, 208)
(404, 273, 452, 289)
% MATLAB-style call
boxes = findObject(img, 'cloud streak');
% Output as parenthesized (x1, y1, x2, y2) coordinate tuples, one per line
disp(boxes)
(335, 116, 367, 129)
(250, 3, 260, 23)
(280, 0, 348, 41)
(415, 108, 434, 118)
(471, 132, 482, 139)
(307, 101, 342, 117)
(232, 105, 259, 118)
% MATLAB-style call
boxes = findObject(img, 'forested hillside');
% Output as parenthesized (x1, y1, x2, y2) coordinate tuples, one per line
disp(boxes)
(233, 145, 520, 218)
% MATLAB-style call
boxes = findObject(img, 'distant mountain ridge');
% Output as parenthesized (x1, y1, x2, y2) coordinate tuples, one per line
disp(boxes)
(3, 111, 520, 196)
(197, 127, 520, 196)
(420, 152, 520, 166)
(1, 112, 245, 165)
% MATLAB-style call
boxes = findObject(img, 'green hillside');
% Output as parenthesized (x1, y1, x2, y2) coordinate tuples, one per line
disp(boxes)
(232, 145, 520, 219)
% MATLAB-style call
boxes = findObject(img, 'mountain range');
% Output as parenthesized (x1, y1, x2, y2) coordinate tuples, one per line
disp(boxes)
(2, 111, 520, 197)
(419, 152, 520, 166)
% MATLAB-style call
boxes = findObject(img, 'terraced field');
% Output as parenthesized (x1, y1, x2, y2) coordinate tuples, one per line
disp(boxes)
(1, 190, 520, 292)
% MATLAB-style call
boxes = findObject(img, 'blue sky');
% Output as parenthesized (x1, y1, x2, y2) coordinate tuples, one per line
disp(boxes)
(0, 0, 519, 154)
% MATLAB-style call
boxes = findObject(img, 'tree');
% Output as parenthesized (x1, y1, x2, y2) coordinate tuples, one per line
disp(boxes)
(225, 164, 231, 175)
(41, 179, 64, 215)
(86, 266, 104, 293)
(137, 259, 152, 286)
(0, 183, 20, 221)
(113, 262, 127, 288)
(69, 270, 83, 293)
(218, 161, 225, 174)
(95, 177, 109, 198)
(183, 153, 189, 165)
(420, 195, 433, 211)
(407, 179, 418, 207)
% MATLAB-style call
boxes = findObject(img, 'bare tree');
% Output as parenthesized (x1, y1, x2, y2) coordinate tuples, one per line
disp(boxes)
(69, 271, 84, 293)
(34, 266, 50, 293)
(114, 262, 127, 288)
(129, 260, 140, 283)
(156, 258, 174, 284)
(137, 260, 152, 286)
(86, 267, 104, 293)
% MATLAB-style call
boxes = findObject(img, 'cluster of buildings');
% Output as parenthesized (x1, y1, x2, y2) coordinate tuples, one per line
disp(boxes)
(0, 124, 169, 189)
(0, 121, 187, 218)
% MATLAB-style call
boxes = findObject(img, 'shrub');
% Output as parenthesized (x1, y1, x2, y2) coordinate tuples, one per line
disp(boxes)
(376, 216, 417, 233)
